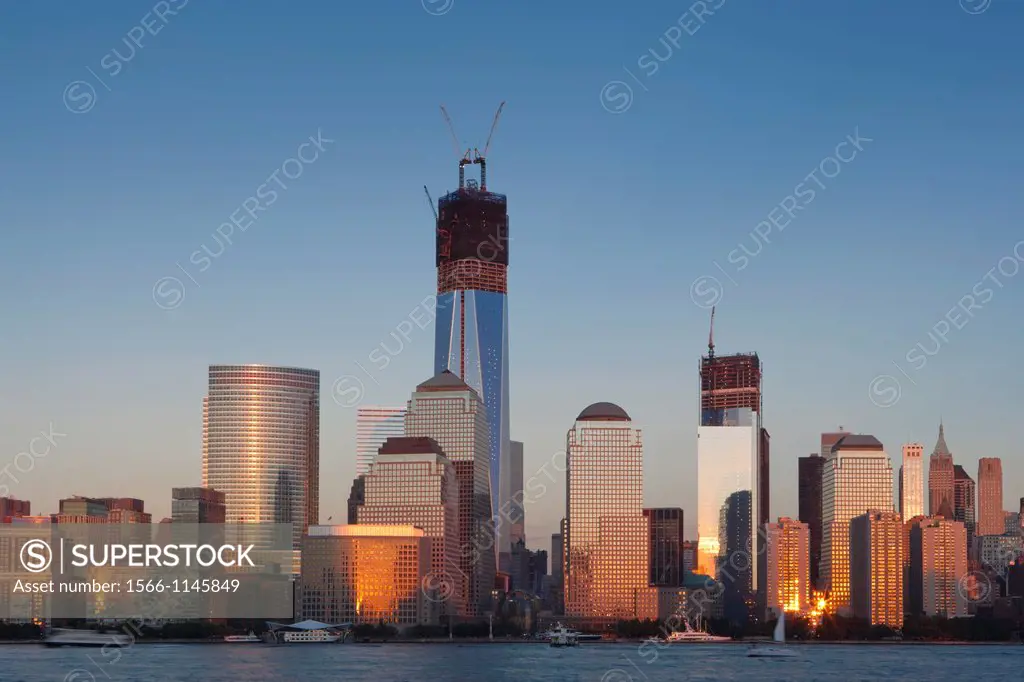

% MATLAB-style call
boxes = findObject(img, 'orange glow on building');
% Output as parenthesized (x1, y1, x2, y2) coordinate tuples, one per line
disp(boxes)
(766, 517, 810, 616)
(851, 510, 903, 629)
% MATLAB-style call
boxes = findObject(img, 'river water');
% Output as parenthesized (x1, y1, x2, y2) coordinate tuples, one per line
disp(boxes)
(3, 642, 1023, 681)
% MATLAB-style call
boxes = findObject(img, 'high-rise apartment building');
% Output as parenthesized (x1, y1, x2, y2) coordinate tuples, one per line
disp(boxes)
(0, 497, 30, 519)
(356, 436, 464, 616)
(1005, 511, 1019, 536)
(565, 402, 653, 620)
(910, 517, 967, 617)
(797, 453, 824, 590)
(432, 160, 512, 567)
(643, 508, 684, 586)
(171, 487, 226, 523)
(765, 517, 810, 616)
(202, 365, 319, 564)
(404, 370, 495, 614)
(821, 435, 894, 610)
(299, 525, 434, 625)
(977, 458, 1003, 537)
(850, 510, 903, 629)
(355, 406, 407, 477)
(953, 465, 976, 554)
(696, 329, 767, 620)
(928, 423, 955, 518)
(900, 443, 924, 521)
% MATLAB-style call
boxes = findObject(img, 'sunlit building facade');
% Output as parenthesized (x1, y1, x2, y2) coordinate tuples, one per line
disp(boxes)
(565, 403, 654, 620)
(850, 510, 903, 628)
(766, 518, 810, 616)
(356, 436, 465, 616)
(356, 406, 407, 477)
(171, 487, 226, 523)
(696, 344, 767, 621)
(203, 365, 319, 569)
(910, 517, 967, 617)
(900, 443, 924, 522)
(404, 371, 495, 614)
(299, 525, 434, 626)
(928, 423, 955, 518)
(977, 458, 1003, 537)
(821, 435, 894, 610)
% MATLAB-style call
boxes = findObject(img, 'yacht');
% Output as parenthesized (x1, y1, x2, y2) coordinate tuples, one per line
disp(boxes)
(660, 617, 731, 643)
(747, 612, 798, 658)
(538, 626, 599, 642)
(548, 623, 578, 648)
(44, 629, 122, 648)
(224, 631, 262, 643)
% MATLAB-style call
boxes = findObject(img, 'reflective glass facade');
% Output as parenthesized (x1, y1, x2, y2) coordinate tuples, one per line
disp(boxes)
(900, 444, 924, 522)
(355, 406, 407, 477)
(203, 365, 319, 567)
(565, 410, 653, 620)
(766, 518, 810, 616)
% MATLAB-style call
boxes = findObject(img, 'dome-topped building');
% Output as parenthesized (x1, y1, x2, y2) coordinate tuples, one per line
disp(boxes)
(576, 402, 631, 422)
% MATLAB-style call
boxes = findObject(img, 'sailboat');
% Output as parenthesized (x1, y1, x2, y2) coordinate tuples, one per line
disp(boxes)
(747, 612, 798, 658)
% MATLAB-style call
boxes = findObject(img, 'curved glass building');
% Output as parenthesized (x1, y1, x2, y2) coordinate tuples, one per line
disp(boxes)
(202, 365, 320, 561)
(433, 174, 511, 568)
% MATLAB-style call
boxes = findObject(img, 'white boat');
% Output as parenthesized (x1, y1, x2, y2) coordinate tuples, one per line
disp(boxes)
(224, 631, 261, 643)
(661, 616, 731, 643)
(548, 623, 578, 648)
(747, 612, 798, 658)
(538, 626, 599, 642)
(281, 629, 342, 643)
(44, 629, 122, 648)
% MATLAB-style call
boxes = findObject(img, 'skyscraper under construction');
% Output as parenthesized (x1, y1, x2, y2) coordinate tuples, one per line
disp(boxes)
(432, 103, 512, 570)
(696, 309, 769, 624)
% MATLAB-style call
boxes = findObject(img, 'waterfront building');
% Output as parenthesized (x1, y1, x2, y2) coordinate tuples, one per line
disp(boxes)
(899, 443, 924, 522)
(171, 487, 226, 523)
(644, 508, 684, 587)
(798, 453, 824, 590)
(766, 517, 811, 616)
(851, 510, 903, 628)
(910, 517, 967, 617)
(0, 497, 30, 519)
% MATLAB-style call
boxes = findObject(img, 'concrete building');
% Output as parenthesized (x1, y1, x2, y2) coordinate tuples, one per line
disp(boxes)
(977, 458, 1003, 537)
(900, 443, 924, 522)
(765, 517, 810, 616)
(0, 498, 30, 519)
(171, 487, 226, 523)
(928, 423, 955, 518)
(356, 436, 464, 616)
(909, 517, 967, 617)
(851, 510, 903, 628)
(821, 435, 894, 610)
(298, 525, 434, 626)
(565, 402, 654, 622)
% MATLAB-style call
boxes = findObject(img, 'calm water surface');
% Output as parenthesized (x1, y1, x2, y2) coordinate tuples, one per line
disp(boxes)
(3, 642, 1024, 681)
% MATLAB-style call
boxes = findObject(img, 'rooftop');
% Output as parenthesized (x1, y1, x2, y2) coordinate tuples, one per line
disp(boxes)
(416, 370, 475, 394)
(576, 402, 631, 422)
(831, 434, 884, 452)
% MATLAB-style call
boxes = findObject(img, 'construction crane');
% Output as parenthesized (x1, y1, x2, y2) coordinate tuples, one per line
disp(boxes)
(438, 101, 506, 191)
(708, 305, 716, 360)
(424, 185, 438, 222)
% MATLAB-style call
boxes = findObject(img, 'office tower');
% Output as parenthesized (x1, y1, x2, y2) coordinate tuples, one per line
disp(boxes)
(850, 510, 903, 628)
(900, 443, 924, 521)
(909, 517, 967, 617)
(643, 508, 684, 586)
(821, 435, 894, 610)
(0, 497, 30, 519)
(432, 156, 512, 566)
(565, 402, 653, 619)
(973, 534, 1023, 572)
(299, 525, 434, 625)
(356, 436, 464, 616)
(681, 540, 697, 574)
(509, 538, 546, 594)
(355, 406, 407, 477)
(171, 487, 226, 523)
(203, 365, 320, 563)
(508, 440, 525, 549)
(928, 422, 955, 518)
(953, 465, 976, 555)
(347, 476, 365, 525)
(821, 431, 851, 458)
(404, 370, 495, 614)
(697, 321, 767, 619)
(551, 532, 563, 584)
(977, 458, 1003, 536)
(765, 517, 811, 617)
(798, 453, 824, 590)
(1005, 511, 1018, 536)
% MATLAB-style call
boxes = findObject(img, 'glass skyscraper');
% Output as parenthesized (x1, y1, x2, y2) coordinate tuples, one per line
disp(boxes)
(202, 364, 319, 564)
(355, 406, 407, 476)
(432, 174, 512, 566)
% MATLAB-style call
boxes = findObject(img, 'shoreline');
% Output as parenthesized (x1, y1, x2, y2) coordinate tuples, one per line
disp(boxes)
(0, 638, 1019, 646)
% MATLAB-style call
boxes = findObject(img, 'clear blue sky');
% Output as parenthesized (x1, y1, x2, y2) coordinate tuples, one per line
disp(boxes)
(2, 0, 1023, 543)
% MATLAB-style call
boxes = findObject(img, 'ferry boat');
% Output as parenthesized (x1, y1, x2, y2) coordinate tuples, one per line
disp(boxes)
(548, 623, 578, 648)
(224, 631, 262, 643)
(281, 629, 342, 643)
(44, 629, 122, 648)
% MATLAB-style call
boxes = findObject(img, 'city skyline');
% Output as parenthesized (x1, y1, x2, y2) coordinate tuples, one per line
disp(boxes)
(3, 2, 1024, 546)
